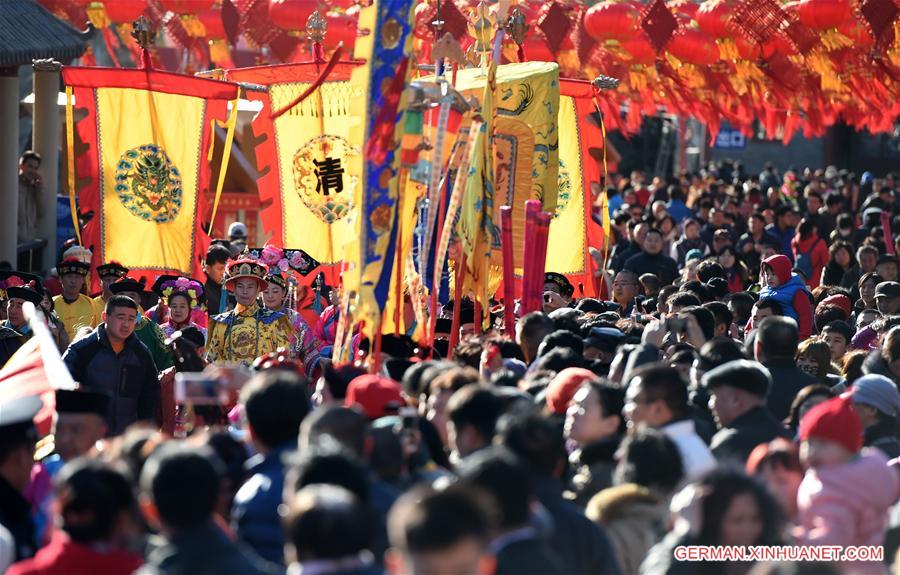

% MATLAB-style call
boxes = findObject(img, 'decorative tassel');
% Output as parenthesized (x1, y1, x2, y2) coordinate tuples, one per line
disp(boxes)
(717, 38, 739, 61)
(180, 14, 206, 38)
(628, 67, 648, 92)
(819, 28, 853, 52)
(271, 44, 345, 120)
(312, 40, 326, 64)
(208, 39, 233, 67)
(806, 52, 843, 93)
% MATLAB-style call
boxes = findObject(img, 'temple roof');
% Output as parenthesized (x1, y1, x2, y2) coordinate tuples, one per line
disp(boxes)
(0, 0, 89, 68)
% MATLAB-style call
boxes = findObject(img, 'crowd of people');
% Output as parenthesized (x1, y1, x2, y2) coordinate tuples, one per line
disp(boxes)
(0, 161, 899, 575)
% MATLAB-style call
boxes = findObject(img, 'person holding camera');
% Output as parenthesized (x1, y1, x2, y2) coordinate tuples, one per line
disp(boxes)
(158, 327, 221, 436)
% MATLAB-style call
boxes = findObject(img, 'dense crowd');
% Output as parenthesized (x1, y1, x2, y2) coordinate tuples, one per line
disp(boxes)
(0, 160, 899, 575)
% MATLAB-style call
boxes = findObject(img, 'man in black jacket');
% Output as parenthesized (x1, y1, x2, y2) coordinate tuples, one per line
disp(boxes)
(456, 447, 565, 575)
(623, 228, 679, 286)
(704, 360, 791, 464)
(204, 243, 234, 317)
(610, 222, 649, 273)
(496, 412, 622, 575)
(753, 316, 818, 421)
(62, 296, 159, 435)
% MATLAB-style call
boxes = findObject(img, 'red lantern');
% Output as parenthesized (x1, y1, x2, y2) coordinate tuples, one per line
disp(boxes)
(198, 6, 225, 39)
(269, 0, 318, 33)
(668, 28, 719, 65)
(735, 36, 760, 60)
(523, 34, 555, 62)
(584, 1, 640, 43)
(840, 18, 873, 47)
(797, 0, 851, 30)
(669, 0, 699, 20)
(105, 0, 146, 23)
(323, 12, 357, 48)
(622, 36, 655, 65)
(695, 0, 732, 39)
(159, 0, 214, 13)
(770, 35, 798, 56)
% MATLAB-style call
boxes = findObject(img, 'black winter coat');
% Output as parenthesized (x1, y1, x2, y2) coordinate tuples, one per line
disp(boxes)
(62, 324, 160, 435)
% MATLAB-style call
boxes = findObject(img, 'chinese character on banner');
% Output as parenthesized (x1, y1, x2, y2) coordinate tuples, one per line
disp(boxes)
(313, 157, 345, 196)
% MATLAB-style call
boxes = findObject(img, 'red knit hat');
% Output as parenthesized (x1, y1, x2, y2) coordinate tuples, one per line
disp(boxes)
(344, 375, 404, 420)
(816, 294, 851, 320)
(798, 395, 863, 454)
(546, 368, 597, 415)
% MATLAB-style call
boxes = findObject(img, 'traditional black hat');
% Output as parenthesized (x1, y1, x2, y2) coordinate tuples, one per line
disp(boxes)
(6, 279, 44, 306)
(109, 276, 148, 296)
(266, 272, 288, 291)
(383, 358, 415, 383)
(224, 258, 269, 291)
(56, 258, 90, 277)
(434, 318, 453, 335)
(0, 271, 42, 298)
(458, 305, 475, 326)
(152, 276, 206, 309)
(96, 261, 129, 279)
(164, 326, 206, 349)
(360, 334, 415, 358)
(575, 298, 608, 314)
(544, 272, 575, 297)
(0, 395, 41, 445)
(55, 388, 110, 417)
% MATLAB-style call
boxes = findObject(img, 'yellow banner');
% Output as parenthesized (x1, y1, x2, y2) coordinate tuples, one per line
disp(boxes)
(547, 94, 586, 275)
(270, 81, 363, 264)
(96, 87, 205, 273)
(445, 62, 560, 273)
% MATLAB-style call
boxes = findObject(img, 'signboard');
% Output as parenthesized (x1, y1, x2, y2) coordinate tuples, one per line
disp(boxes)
(715, 128, 746, 150)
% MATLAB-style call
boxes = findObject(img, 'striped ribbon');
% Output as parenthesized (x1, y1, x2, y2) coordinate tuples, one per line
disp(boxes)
(592, 92, 612, 280)
(418, 97, 451, 282)
(64, 87, 82, 246)
(429, 119, 482, 341)
(208, 89, 241, 235)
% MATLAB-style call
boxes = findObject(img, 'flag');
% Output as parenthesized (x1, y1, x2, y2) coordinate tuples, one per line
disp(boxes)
(0, 303, 77, 435)
(223, 61, 364, 276)
(448, 62, 561, 273)
(546, 80, 605, 297)
(458, 59, 497, 318)
(62, 67, 240, 287)
(341, 0, 418, 346)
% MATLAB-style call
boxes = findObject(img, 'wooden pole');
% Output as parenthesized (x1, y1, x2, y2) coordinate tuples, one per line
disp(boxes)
(532, 212, 551, 312)
(448, 253, 466, 357)
(521, 200, 540, 314)
(500, 205, 515, 335)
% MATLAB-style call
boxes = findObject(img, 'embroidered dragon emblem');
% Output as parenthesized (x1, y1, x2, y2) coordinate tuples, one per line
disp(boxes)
(115, 144, 183, 223)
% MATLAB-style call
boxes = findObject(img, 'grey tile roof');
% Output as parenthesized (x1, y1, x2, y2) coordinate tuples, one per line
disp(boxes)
(0, 0, 89, 68)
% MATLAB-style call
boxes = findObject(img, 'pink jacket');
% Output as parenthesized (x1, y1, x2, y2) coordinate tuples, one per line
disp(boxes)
(796, 449, 899, 573)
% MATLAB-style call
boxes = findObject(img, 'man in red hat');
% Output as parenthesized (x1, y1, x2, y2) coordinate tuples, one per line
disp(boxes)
(206, 258, 294, 365)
